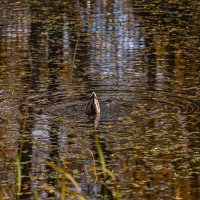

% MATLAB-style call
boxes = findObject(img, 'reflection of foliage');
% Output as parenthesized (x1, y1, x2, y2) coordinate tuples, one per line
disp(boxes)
(133, 0, 199, 33)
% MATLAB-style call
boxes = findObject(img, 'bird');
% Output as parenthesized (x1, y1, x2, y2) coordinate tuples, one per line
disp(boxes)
(85, 92, 100, 115)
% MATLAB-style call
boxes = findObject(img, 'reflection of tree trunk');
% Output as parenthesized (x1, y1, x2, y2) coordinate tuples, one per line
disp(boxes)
(46, 121, 60, 199)
(16, 1, 48, 198)
(45, 2, 63, 198)
(46, 64, 61, 198)
(146, 34, 156, 90)
(29, 1, 48, 88)
(64, 0, 91, 76)
(17, 98, 34, 200)
(166, 35, 176, 74)
(0, 27, 4, 66)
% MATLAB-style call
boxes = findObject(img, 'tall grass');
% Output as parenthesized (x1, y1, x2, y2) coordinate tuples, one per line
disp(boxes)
(15, 154, 22, 200)
(47, 162, 85, 200)
(95, 137, 116, 181)
(12, 126, 120, 199)
(95, 136, 120, 200)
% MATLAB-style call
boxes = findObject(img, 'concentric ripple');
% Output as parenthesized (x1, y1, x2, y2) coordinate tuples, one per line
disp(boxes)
(43, 89, 200, 125)
(150, 91, 200, 114)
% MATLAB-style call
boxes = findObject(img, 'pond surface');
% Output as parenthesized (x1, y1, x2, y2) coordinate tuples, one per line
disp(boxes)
(0, 0, 199, 199)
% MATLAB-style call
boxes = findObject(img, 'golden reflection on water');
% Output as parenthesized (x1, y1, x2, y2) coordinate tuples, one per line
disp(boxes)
(0, 0, 199, 199)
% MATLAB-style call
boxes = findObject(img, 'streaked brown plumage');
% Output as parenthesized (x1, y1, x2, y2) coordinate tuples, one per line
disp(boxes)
(85, 92, 100, 115)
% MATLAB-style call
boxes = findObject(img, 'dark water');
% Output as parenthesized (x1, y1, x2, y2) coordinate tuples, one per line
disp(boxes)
(0, 0, 199, 199)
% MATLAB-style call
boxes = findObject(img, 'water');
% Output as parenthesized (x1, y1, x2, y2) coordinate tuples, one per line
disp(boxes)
(0, 0, 199, 199)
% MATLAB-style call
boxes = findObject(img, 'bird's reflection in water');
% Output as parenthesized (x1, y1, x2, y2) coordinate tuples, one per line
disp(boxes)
(86, 113, 100, 129)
